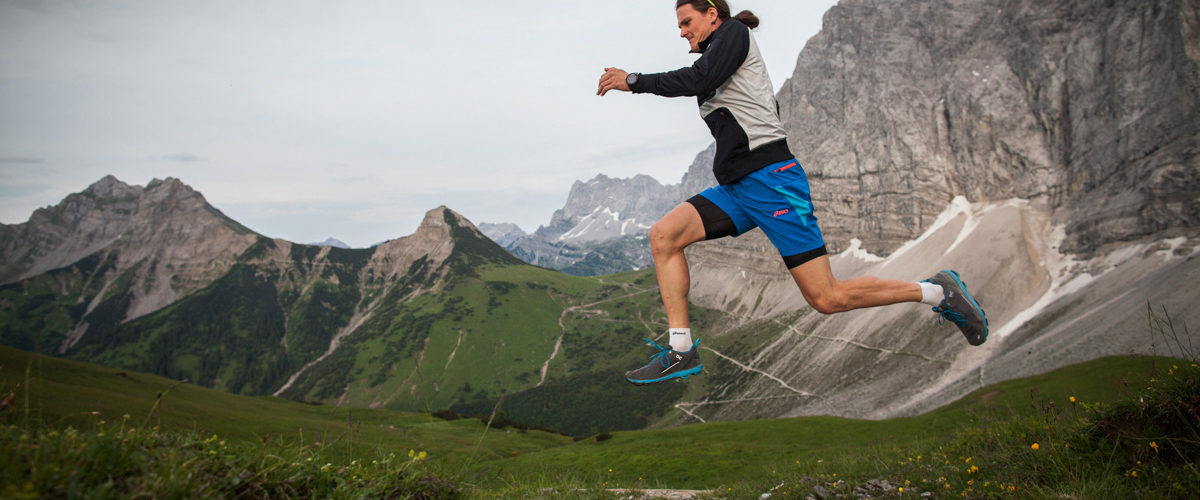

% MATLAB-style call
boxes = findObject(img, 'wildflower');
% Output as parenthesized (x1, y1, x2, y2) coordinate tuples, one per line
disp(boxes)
(1069, 396, 1076, 403)
(1132, 470, 1139, 478)
(1150, 442, 1159, 454)
(1031, 443, 1040, 451)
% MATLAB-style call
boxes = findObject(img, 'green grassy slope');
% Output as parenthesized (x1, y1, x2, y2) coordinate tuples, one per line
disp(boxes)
(5, 343, 1193, 498)
(475, 355, 1175, 488)
(0, 345, 572, 469)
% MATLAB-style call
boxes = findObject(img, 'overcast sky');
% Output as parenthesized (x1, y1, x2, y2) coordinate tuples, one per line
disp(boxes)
(1, 0, 838, 247)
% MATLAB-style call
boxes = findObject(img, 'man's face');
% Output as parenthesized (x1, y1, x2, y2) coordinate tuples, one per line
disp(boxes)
(676, 4, 720, 52)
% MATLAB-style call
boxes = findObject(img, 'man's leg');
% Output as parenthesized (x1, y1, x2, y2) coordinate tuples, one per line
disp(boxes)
(625, 202, 709, 385)
(787, 255, 989, 345)
(648, 202, 708, 328)
(788, 255, 922, 314)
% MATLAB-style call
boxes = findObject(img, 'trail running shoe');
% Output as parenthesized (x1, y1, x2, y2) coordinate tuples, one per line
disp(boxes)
(625, 339, 703, 385)
(924, 270, 989, 346)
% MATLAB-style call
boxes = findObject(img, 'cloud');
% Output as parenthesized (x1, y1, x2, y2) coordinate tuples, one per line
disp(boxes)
(0, 155, 46, 165)
(147, 153, 209, 164)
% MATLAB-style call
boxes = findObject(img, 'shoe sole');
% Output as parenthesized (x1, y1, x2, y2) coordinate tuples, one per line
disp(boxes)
(942, 270, 989, 345)
(626, 365, 703, 385)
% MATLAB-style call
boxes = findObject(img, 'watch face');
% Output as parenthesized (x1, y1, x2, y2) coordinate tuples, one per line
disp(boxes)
(626, 73, 638, 87)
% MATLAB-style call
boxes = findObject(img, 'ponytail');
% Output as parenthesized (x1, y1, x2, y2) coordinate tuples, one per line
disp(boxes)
(674, 0, 760, 29)
(733, 10, 759, 29)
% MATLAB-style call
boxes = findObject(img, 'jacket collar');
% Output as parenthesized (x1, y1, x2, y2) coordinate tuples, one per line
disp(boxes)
(692, 18, 739, 54)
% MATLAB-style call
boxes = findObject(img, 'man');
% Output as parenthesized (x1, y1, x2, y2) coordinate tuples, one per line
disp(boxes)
(597, 0, 988, 385)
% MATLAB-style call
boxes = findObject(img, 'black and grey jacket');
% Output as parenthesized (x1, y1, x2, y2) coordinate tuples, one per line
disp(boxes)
(630, 19, 793, 185)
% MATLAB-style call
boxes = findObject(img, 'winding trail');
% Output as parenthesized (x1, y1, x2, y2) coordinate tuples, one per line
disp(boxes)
(702, 346, 814, 396)
(536, 285, 659, 387)
(769, 317, 952, 365)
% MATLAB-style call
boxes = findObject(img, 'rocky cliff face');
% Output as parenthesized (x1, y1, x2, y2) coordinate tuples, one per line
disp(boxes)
(778, 0, 1199, 256)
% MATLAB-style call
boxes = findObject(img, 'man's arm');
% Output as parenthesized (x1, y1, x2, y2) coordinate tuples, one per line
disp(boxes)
(634, 24, 749, 98)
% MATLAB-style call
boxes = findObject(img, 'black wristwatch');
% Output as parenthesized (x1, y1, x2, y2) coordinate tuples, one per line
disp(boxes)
(626, 72, 640, 89)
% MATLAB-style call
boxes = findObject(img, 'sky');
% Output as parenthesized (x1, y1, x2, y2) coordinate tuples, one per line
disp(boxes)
(0, 0, 839, 248)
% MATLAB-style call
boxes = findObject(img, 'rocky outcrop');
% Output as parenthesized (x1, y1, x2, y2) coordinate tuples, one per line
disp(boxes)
(778, 0, 1199, 257)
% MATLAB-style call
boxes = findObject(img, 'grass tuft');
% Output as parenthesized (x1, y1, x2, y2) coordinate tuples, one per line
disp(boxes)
(0, 418, 457, 499)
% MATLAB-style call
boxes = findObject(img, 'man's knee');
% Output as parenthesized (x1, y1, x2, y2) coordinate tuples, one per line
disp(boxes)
(649, 221, 682, 255)
(806, 291, 848, 315)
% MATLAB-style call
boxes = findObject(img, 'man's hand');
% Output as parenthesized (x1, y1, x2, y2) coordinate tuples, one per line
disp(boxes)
(597, 67, 631, 96)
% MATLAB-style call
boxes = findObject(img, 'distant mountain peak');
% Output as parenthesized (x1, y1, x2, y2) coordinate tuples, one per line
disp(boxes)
(310, 238, 351, 249)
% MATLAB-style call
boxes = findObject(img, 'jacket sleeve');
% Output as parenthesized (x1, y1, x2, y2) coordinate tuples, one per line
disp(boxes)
(632, 23, 749, 98)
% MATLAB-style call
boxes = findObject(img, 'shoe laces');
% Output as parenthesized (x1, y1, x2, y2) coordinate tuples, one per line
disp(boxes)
(932, 304, 968, 328)
(642, 339, 673, 368)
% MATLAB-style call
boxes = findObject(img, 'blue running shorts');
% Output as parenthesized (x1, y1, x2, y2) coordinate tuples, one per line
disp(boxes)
(686, 158, 828, 269)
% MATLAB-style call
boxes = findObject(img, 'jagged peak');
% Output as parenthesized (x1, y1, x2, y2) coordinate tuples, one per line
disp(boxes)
(84, 175, 140, 199)
(145, 177, 199, 197)
(413, 206, 477, 234)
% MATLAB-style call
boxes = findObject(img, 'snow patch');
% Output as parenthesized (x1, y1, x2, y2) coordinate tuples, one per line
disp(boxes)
(843, 238, 885, 263)
(889, 196, 974, 260)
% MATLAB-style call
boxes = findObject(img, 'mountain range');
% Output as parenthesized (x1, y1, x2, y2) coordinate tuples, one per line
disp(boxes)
(2, 0, 1198, 433)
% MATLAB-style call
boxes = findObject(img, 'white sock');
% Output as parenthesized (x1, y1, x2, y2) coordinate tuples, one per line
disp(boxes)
(919, 282, 945, 306)
(669, 328, 693, 352)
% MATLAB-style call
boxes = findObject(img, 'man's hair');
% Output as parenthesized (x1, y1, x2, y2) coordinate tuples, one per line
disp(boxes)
(674, 0, 760, 29)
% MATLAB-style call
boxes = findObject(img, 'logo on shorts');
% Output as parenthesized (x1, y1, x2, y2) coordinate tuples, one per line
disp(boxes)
(774, 161, 798, 173)
(773, 209, 790, 218)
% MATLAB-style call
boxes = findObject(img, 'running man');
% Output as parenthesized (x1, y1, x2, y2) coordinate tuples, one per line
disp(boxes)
(597, 0, 989, 385)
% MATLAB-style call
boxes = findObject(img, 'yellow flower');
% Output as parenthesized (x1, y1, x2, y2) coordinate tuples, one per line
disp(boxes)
(416, 451, 427, 460)
(899, 487, 904, 493)
(1069, 396, 1076, 403)
(1150, 442, 1159, 454)
(1132, 470, 1139, 478)
(1031, 442, 1040, 451)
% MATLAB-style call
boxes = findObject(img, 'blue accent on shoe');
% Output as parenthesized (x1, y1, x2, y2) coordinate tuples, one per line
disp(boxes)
(625, 339, 703, 384)
(640, 338, 674, 369)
